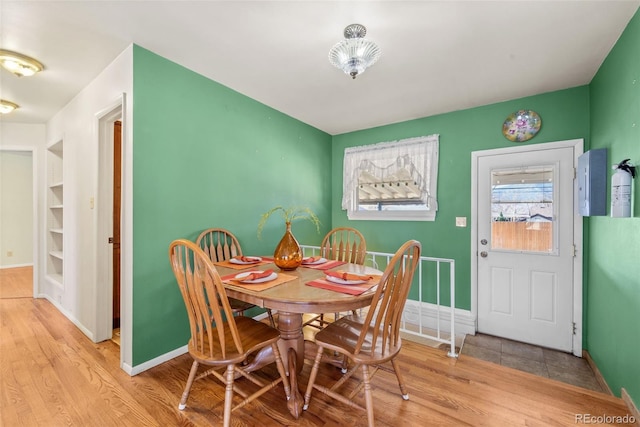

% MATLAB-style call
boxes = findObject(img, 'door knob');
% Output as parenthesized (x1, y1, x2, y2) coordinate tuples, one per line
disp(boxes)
(480, 251, 488, 258)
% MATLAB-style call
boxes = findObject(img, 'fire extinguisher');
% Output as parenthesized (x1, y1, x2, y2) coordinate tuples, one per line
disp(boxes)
(611, 159, 636, 218)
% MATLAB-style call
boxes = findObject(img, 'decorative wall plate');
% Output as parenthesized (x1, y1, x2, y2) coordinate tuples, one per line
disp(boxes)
(502, 110, 542, 142)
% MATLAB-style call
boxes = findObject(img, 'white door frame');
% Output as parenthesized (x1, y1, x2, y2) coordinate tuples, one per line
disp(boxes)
(0, 146, 38, 296)
(94, 95, 124, 352)
(471, 139, 583, 356)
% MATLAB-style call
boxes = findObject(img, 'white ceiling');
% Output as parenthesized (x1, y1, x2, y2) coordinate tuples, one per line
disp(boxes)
(1, 1, 638, 135)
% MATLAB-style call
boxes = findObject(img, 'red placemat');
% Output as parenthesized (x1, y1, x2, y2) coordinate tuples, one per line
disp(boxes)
(306, 276, 381, 296)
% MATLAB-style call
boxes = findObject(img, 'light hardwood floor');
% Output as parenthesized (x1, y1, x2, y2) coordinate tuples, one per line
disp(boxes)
(0, 266, 33, 299)
(0, 267, 633, 426)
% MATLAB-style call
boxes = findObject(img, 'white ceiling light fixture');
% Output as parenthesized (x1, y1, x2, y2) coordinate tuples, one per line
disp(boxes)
(0, 100, 19, 114)
(329, 24, 381, 79)
(0, 49, 44, 77)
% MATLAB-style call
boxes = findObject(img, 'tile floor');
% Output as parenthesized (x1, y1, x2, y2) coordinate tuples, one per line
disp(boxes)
(461, 333, 604, 392)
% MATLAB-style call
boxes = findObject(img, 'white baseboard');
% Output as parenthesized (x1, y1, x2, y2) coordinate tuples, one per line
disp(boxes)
(253, 310, 273, 323)
(403, 299, 476, 336)
(125, 313, 271, 376)
(125, 345, 188, 376)
(0, 262, 33, 269)
(40, 294, 96, 342)
(40, 292, 189, 377)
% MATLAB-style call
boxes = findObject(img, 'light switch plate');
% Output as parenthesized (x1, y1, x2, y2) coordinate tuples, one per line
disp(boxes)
(456, 217, 467, 227)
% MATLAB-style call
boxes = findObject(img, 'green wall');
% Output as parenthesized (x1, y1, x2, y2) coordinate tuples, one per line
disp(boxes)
(332, 87, 590, 310)
(132, 46, 332, 365)
(588, 8, 640, 402)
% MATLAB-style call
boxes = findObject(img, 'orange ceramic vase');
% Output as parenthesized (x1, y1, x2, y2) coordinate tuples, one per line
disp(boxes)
(273, 222, 303, 270)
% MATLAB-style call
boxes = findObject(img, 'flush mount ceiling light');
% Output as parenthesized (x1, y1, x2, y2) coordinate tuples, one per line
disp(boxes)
(329, 24, 381, 79)
(0, 100, 19, 114)
(0, 49, 44, 77)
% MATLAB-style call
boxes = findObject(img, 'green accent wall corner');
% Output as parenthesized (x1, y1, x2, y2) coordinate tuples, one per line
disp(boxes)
(131, 45, 331, 365)
(587, 7, 640, 404)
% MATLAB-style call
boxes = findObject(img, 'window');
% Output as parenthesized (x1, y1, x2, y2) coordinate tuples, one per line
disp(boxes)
(342, 134, 439, 221)
(490, 165, 555, 253)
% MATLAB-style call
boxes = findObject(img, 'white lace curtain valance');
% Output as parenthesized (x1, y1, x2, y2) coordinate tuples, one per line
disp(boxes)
(342, 134, 439, 211)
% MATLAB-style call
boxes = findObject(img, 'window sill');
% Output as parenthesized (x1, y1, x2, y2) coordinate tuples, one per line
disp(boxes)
(347, 210, 436, 221)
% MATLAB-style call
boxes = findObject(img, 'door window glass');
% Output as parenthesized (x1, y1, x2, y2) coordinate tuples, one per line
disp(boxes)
(491, 165, 554, 253)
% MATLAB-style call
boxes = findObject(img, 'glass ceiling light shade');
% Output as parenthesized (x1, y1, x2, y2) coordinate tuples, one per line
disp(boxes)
(329, 24, 381, 79)
(0, 100, 19, 114)
(0, 49, 44, 77)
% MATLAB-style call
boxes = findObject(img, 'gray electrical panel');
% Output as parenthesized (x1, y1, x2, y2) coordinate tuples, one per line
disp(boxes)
(577, 148, 607, 216)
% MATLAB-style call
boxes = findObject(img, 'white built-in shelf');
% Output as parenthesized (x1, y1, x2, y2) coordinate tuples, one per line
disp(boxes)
(47, 139, 63, 153)
(46, 139, 64, 287)
(47, 273, 63, 287)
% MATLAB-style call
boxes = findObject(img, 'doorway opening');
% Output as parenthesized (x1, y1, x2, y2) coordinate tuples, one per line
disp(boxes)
(471, 139, 583, 356)
(0, 148, 37, 297)
(111, 120, 122, 346)
(96, 100, 123, 349)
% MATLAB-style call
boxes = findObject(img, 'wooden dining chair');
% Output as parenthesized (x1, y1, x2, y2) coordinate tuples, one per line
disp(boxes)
(320, 227, 367, 265)
(303, 240, 422, 427)
(196, 228, 275, 327)
(169, 239, 291, 427)
(304, 227, 367, 329)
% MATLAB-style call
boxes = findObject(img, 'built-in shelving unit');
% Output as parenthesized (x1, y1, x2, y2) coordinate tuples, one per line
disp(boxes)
(46, 139, 64, 287)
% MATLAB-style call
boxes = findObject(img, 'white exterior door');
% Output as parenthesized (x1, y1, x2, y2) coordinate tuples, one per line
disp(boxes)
(476, 143, 578, 352)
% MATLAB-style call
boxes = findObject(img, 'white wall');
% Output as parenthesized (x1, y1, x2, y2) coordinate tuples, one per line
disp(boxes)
(44, 45, 133, 368)
(0, 123, 46, 274)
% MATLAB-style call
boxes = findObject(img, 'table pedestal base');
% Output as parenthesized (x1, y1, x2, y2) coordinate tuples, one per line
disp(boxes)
(286, 348, 303, 418)
(240, 311, 348, 419)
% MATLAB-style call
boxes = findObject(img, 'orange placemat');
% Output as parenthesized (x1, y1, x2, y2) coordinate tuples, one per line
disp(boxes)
(214, 259, 272, 270)
(221, 271, 297, 292)
(300, 259, 346, 270)
(306, 275, 381, 296)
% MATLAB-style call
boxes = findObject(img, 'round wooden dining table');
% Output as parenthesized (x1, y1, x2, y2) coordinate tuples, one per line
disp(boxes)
(216, 260, 383, 419)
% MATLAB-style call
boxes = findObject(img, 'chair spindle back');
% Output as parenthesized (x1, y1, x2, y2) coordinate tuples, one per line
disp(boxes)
(320, 227, 367, 265)
(354, 240, 421, 357)
(169, 239, 244, 359)
(196, 228, 242, 262)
